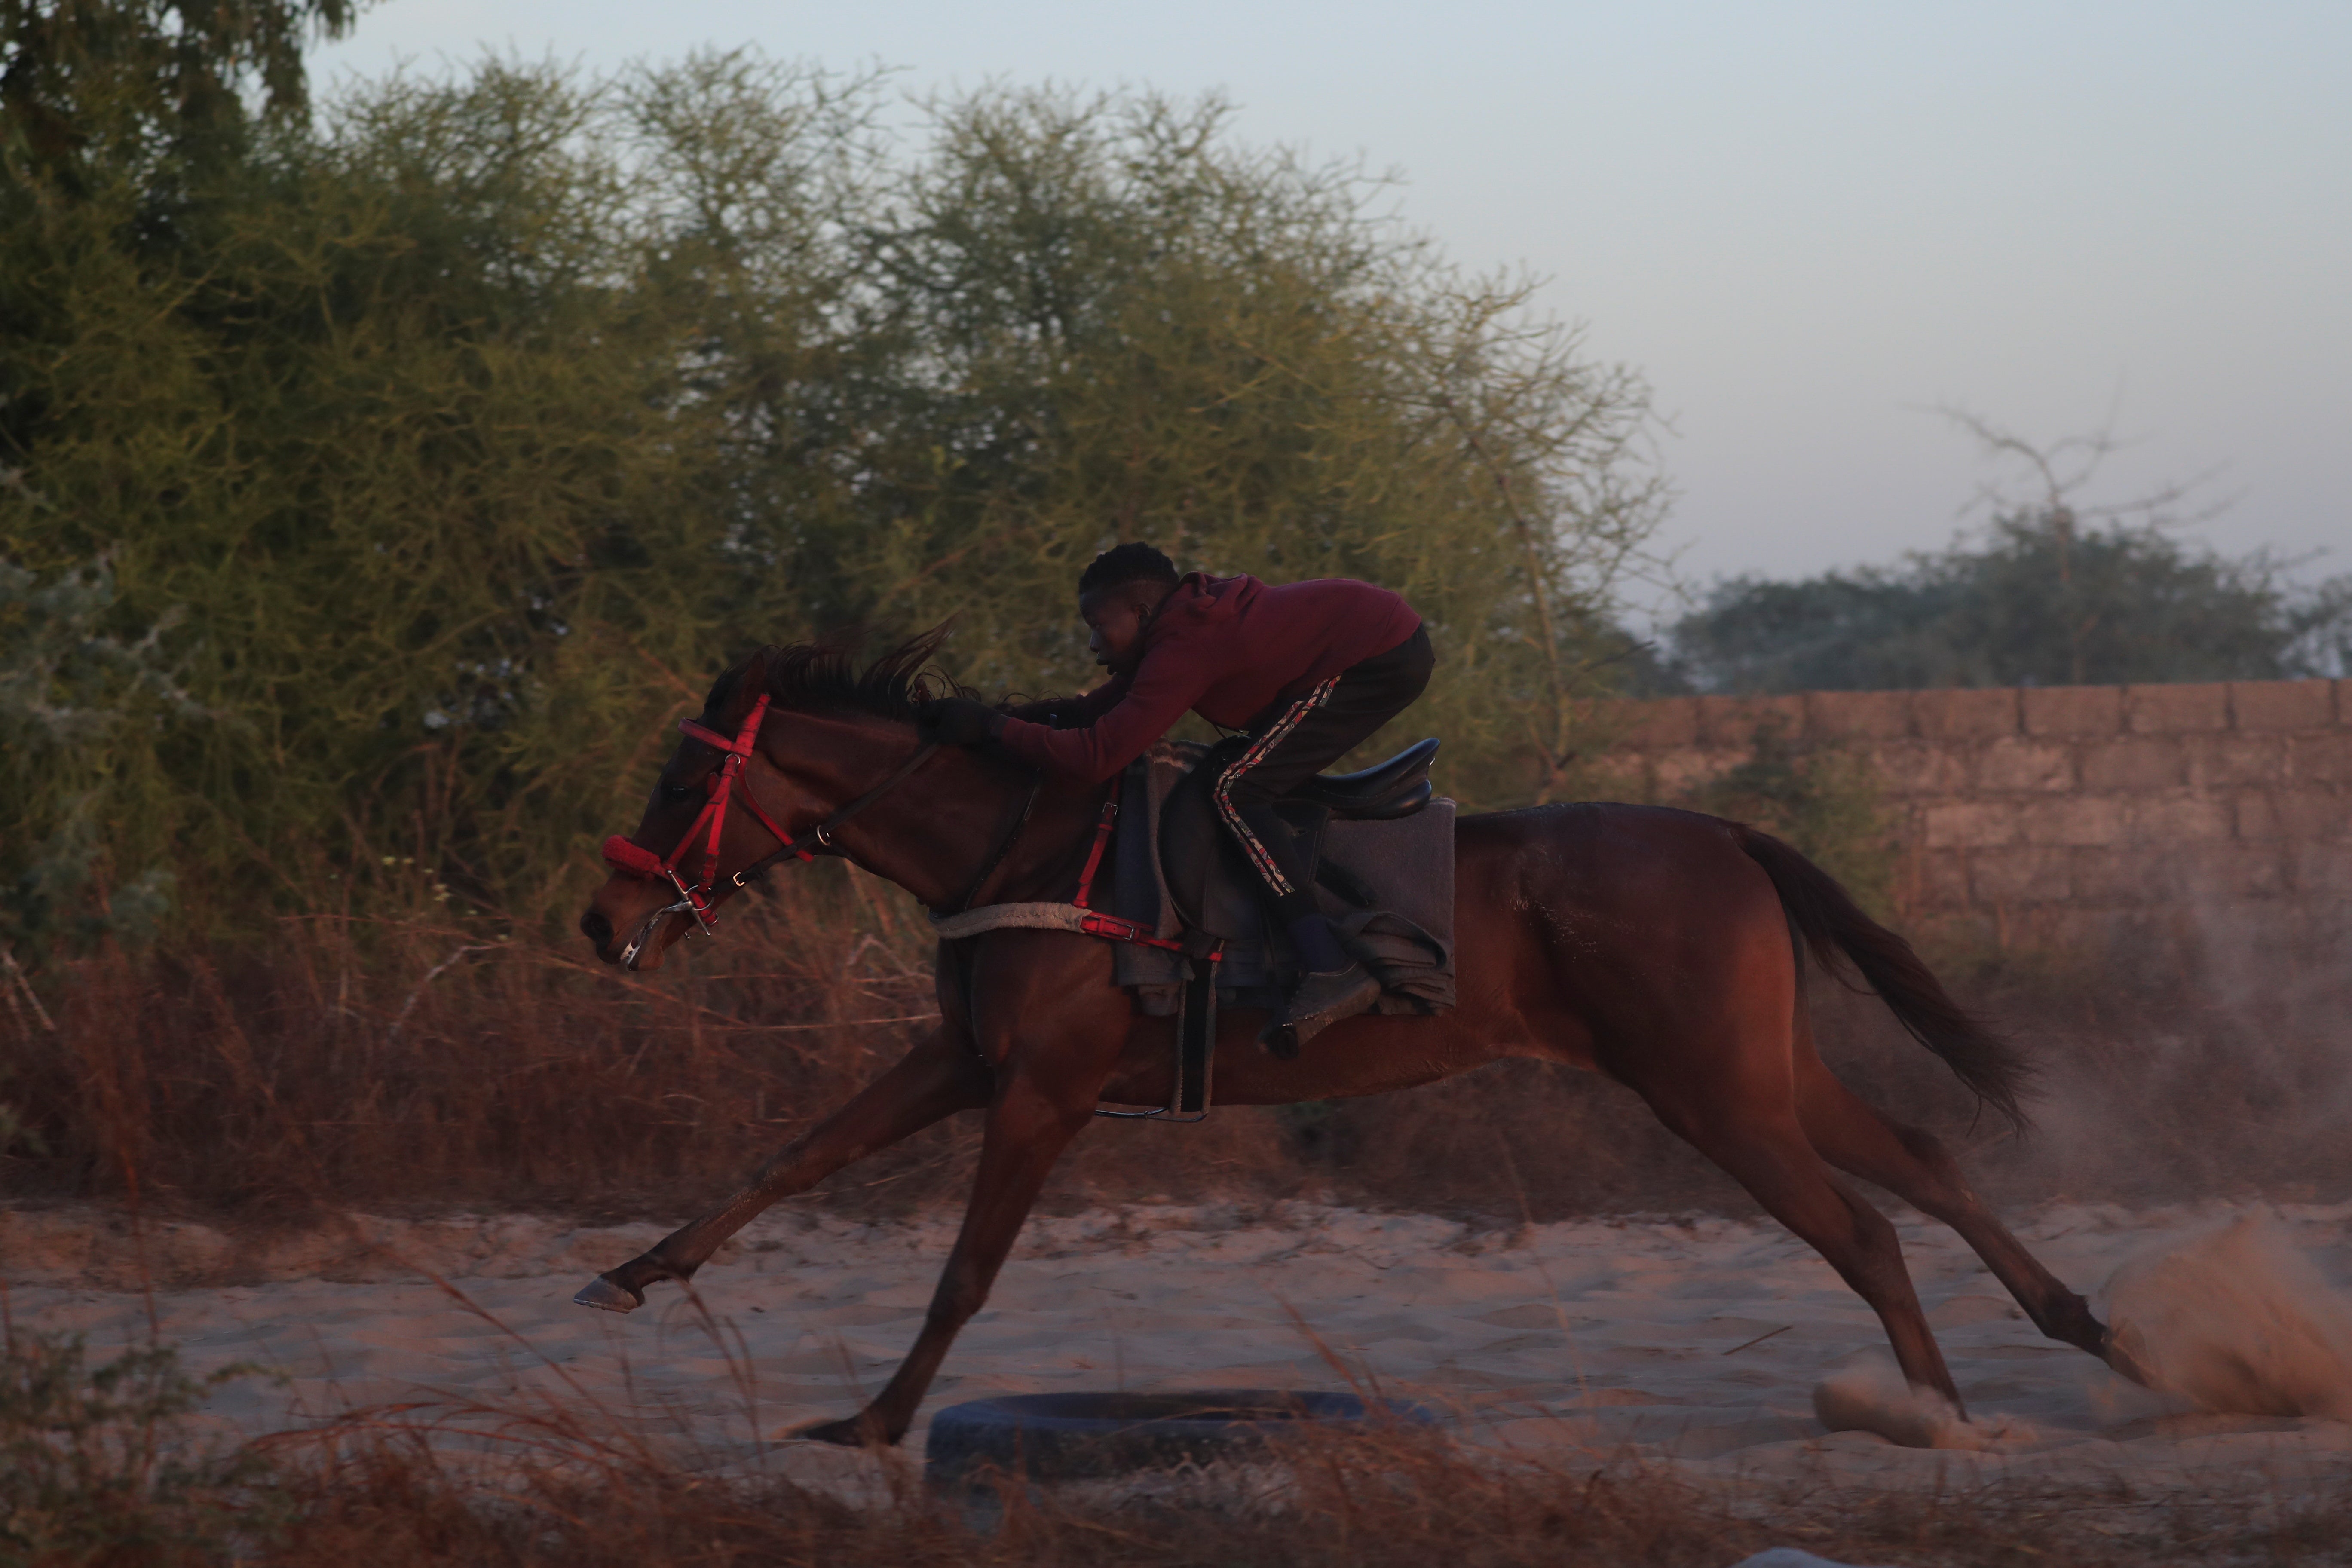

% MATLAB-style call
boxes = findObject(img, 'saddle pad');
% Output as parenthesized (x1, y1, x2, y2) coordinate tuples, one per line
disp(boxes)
(1109, 741, 1455, 1018)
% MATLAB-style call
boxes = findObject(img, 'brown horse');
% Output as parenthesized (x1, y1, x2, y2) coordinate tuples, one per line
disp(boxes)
(575, 637, 2139, 1447)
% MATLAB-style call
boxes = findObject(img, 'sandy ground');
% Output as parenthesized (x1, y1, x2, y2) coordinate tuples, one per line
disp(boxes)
(5, 1198, 2349, 1501)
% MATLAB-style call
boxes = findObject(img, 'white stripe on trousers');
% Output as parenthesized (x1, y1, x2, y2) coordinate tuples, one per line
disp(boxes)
(1211, 676, 1341, 898)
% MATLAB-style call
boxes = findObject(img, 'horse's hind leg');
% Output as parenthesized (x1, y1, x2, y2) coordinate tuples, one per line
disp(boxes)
(1789, 1045, 2134, 1375)
(1646, 1091, 1966, 1413)
(576, 1023, 991, 1311)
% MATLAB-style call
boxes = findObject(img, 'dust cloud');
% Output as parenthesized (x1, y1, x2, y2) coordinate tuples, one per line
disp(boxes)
(1812, 1356, 1977, 1449)
(1810, 1210, 2352, 1449)
(1810, 1351, 2040, 1451)
(2104, 1211, 2352, 1421)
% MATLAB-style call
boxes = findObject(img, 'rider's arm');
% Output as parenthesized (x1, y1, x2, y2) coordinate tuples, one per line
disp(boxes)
(1001, 678, 1128, 729)
(995, 656, 1204, 783)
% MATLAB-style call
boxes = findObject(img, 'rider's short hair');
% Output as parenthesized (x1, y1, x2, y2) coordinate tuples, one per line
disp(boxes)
(1078, 542, 1180, 597)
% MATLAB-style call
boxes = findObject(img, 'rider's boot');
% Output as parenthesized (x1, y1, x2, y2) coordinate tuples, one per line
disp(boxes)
(1256, 911, 1381, 1058)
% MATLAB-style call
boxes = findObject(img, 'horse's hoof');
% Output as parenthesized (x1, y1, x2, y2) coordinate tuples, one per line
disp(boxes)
(2102, 1326, 2158, 1388)
(793, 1413, 892, 1448)
(573, 1274, 644, 1314)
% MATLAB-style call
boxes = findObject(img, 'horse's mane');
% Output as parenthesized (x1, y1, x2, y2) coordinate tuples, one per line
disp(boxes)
(700, 625, 976, 726)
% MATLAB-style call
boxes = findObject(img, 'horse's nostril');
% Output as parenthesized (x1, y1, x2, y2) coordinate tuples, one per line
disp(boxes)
(580, 909, 614, 949)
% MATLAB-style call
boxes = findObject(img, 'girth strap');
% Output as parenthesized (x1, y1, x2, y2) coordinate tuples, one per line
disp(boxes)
(927, 793, 1218, 960)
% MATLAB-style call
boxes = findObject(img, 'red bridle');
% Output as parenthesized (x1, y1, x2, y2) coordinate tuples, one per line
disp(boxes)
(599, 695, 941, 965)
(600, 695, 808, 943)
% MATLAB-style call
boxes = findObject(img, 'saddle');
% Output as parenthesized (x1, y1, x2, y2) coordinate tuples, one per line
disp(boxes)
(1285, 737, 1441, 818)
(1111, 736, 1457, 1014)
(932, 736, 1456, 1122)
(1158, 735, 1439, 937)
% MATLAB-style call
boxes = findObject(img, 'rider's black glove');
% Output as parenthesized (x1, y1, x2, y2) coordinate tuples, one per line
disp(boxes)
(916, 697, 1003, 747)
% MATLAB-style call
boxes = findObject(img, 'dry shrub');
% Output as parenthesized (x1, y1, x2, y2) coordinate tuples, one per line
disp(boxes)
(5, 865, 952, 1217)
(5, 865, 2346, 1225)
(0, 866, 1302, 1222)
(180, 1409, 2352, 1568)
(0, 1320, 274, 1564)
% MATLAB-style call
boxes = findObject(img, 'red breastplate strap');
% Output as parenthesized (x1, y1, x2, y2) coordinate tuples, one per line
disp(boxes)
(1067, 797, 1219, 961)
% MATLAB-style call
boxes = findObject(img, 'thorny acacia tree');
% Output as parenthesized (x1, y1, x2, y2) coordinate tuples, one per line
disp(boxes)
(1, 57, 1667, 944)
(839, 88, 1664, 798)
(2, 0, 366, 191)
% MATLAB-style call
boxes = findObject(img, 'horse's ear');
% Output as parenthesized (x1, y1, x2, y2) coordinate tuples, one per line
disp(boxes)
(734, 650, 774, 709)
(708, 646, 777, 725)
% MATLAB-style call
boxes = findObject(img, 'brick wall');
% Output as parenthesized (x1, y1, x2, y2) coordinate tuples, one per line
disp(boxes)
(1589, 679, 2352, 969)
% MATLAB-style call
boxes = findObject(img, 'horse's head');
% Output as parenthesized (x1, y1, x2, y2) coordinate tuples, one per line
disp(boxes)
(580, 636, 958, 971)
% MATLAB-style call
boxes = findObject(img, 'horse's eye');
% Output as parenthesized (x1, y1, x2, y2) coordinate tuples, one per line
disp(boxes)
(660, 781, 694, 803)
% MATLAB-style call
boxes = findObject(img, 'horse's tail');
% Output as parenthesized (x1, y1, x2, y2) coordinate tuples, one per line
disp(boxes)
(1733, 823, 2031, 1130)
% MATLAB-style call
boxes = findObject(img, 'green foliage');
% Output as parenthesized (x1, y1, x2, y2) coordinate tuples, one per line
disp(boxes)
(1671, 414, 2352, 695)
(1, 55, 1666, 936)
(840, 87, 1663, 800)
(1676, 720, 1894, 916)
(0, 556, 201, 957)
(1, 0, 364, 189)
(3, 55, 872, 926)
(1672, 507, 2351, 694)
(0, 1325, 278, 1564)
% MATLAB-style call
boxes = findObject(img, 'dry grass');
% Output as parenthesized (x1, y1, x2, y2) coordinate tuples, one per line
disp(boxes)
(248, 1436, 2352, 1568)
(0, 866, 1302, 1222)
(15, 1336, 2352, 1568)
(3, 863, 2346, 1227)
(9, 959, 2352, 1568)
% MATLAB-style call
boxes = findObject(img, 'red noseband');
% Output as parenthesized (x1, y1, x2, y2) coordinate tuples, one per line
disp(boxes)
(600, 835, 666, 879)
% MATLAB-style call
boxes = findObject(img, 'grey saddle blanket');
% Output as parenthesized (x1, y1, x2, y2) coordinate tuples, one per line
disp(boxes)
(1109, 740, 1456, 1018)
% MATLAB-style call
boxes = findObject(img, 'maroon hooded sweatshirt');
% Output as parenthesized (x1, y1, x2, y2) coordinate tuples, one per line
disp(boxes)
(995, 573, 1421, 784)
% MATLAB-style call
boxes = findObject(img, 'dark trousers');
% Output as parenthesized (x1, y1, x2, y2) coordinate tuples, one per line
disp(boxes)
(1213, 624, 1434, 922)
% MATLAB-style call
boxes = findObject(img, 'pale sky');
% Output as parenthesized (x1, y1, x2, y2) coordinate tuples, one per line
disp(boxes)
(319, 1, 2352, 618)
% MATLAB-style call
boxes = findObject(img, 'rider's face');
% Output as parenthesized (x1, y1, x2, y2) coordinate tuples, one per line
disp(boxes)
(1080, 588, 1154, 675)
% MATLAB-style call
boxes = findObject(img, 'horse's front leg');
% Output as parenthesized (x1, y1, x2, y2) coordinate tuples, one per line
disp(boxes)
(576, 1021, 992, 1311)
(801, 933, 1127, 1447)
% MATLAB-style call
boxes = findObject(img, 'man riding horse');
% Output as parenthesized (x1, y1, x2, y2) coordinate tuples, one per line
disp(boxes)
(915, 543, 1435, 1047)
(577, 585, 2144, 1447)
